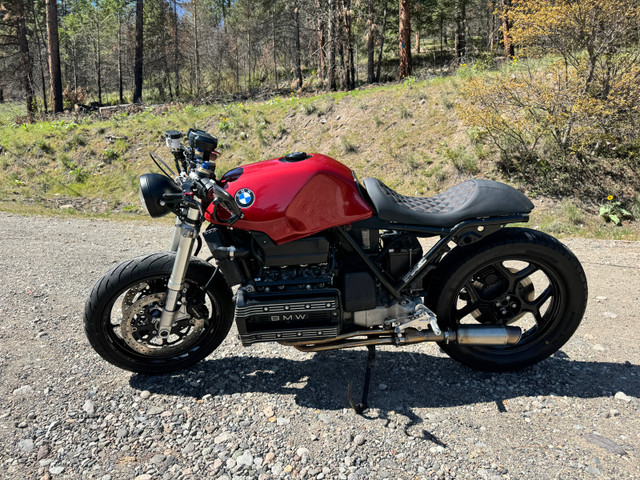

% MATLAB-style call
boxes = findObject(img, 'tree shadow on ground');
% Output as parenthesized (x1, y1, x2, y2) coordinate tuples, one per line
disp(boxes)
(130, 348, 638, 414)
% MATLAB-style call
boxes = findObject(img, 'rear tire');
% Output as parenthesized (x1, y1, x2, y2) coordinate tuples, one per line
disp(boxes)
(84, 252, 233, 374)
(429, 228, 587, 372)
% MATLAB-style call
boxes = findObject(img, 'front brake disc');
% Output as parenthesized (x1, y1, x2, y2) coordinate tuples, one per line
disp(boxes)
(121, 292, 205, 356)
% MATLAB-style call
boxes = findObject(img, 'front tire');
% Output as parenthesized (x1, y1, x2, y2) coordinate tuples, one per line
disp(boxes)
(84, 252, 233, 374)
(430, 228, 587, 372)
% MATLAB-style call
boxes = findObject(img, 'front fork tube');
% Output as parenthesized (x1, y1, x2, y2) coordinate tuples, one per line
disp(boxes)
(158, 207, 200, 338)
(168, 216, 182, 252)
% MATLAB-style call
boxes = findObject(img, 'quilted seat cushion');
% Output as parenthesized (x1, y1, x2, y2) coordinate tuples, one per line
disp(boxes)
(362, 178, 534, 227)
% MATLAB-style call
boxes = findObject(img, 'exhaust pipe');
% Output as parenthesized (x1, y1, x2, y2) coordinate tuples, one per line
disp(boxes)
(403, 325, 521, 345)
(456, 325, 522, 345)
(284, 325, 522, 352)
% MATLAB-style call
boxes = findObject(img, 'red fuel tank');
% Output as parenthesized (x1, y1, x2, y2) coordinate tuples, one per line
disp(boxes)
(205, 153, 373, 244)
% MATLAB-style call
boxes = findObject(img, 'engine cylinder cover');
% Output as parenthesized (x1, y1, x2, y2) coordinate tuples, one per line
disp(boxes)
(234, 288, 341, 346)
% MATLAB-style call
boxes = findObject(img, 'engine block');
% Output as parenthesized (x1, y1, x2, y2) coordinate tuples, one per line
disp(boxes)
(234, 287, 341, 346)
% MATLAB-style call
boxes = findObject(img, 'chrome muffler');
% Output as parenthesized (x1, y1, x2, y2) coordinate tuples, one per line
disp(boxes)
(402, 325, 522, 345)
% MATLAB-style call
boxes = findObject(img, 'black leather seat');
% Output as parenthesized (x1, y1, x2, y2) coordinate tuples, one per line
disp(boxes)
(363, 178, 534, 227)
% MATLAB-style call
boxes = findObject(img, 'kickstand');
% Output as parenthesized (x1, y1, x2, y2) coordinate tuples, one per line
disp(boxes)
(348, 345, 376, 415)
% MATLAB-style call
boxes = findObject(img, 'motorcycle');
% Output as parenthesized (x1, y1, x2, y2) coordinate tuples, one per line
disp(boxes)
(84, 128, 587, 411)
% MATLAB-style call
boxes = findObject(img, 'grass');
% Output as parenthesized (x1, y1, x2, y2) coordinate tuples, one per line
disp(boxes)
(0, 76, 638, 240)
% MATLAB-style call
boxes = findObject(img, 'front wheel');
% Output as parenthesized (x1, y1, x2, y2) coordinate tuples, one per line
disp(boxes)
(430, 228, 587, 372)
(84, 252, 233, 374)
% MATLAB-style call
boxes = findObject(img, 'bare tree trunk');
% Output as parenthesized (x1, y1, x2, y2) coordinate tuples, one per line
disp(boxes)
(32, 0, 49, 113)
(399, 0, 411, 77)
(94, 12, 103, 105)
(488, 0, 495, 52)
(342, 0, 354, 89)
(316, 0, 325, 79)
(376, 0, 388, 82)
(16, 0, 36, 121)
(294, 3, 303, 89)
(133, 0, 143, 103)
(273, 8, 278, 88)
(172, 0, 179, 97)
(500, 0, 514, 58)
(327, 0, 336, 90)
(366, 0, 374, 83)
(45, 0, 63, 112)
(454, 0, 466, 58)
(193, 0, 201, 95)
(415, 30, 420, 54)
(118, 12, 124, 103)
(439, 14, 443, 55)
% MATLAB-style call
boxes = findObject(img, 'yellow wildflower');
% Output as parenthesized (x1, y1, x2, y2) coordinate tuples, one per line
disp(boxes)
(607, 195, 614, 201)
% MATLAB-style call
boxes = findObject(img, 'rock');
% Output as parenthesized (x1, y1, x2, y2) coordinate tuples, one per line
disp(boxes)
(116, 427, 128, 439)
(140, 390, 151, 399)
(603, 312, 618, 319)
(151, 454, 166, 464)
(37, 445, 49, 461)
(296, 447, 310, 458)
(214, 432, 231, 444)
(276, 417, 290, 426)
(18, 439, 34, 453)
(585, 466, 602, 476)
(353, 434, 365, 446)
(82, 400, 95, 416)
(263, 406, 274, 417)
(614, 392, 632, 402)
(12, 385, 34, 396)
(595, 296, 607, 300)
(592, 344, 605, 351)
(264, 452, 276, 464)
(378, 383, 388, 391)
(430, 446, 445, 454)
(584, 433, 627, 455)
(182, 442, 195, 454)
(318, 413, 331, 424)
(133, 475, 152, 480)
(49, 466, 65, 475)
(236, 451, 254, 467)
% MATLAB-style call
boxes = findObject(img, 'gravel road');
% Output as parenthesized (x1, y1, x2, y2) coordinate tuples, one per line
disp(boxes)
(1, 212, 639, 480)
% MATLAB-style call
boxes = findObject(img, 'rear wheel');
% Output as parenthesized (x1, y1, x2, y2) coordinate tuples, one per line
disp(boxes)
(84, 252, 233, 374)
(430, 228, 587, 371)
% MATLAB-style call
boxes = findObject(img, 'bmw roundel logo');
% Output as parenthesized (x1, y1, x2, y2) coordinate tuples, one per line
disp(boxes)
(235, 188, 255, 208)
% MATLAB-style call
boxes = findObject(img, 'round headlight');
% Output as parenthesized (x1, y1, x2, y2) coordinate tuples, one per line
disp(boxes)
(139, 173, 181, 218)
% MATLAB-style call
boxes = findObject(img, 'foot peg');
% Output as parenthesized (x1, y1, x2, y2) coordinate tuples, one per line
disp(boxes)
(348, 345, 376, 415)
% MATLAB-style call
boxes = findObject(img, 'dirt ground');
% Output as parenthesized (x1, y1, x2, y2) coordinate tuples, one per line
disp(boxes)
(0, 213, 638, 480)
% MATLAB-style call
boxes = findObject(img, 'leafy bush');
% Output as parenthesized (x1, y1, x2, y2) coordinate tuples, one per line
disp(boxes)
(458, 0, 640, 196)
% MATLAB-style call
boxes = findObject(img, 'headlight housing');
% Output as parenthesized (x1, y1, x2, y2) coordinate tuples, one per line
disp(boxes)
(139, 173, 181, 218)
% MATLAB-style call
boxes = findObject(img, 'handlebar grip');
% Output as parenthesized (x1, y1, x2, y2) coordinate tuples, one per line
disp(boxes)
(162, 193, 183, 200)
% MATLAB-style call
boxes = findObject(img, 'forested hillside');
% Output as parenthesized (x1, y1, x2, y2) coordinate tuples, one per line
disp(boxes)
(0, 0, 639, 235)
(1, 0, 529, 116)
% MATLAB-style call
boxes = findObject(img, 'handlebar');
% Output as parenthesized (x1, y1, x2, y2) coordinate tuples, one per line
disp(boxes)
(156, 128, 243, 226)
